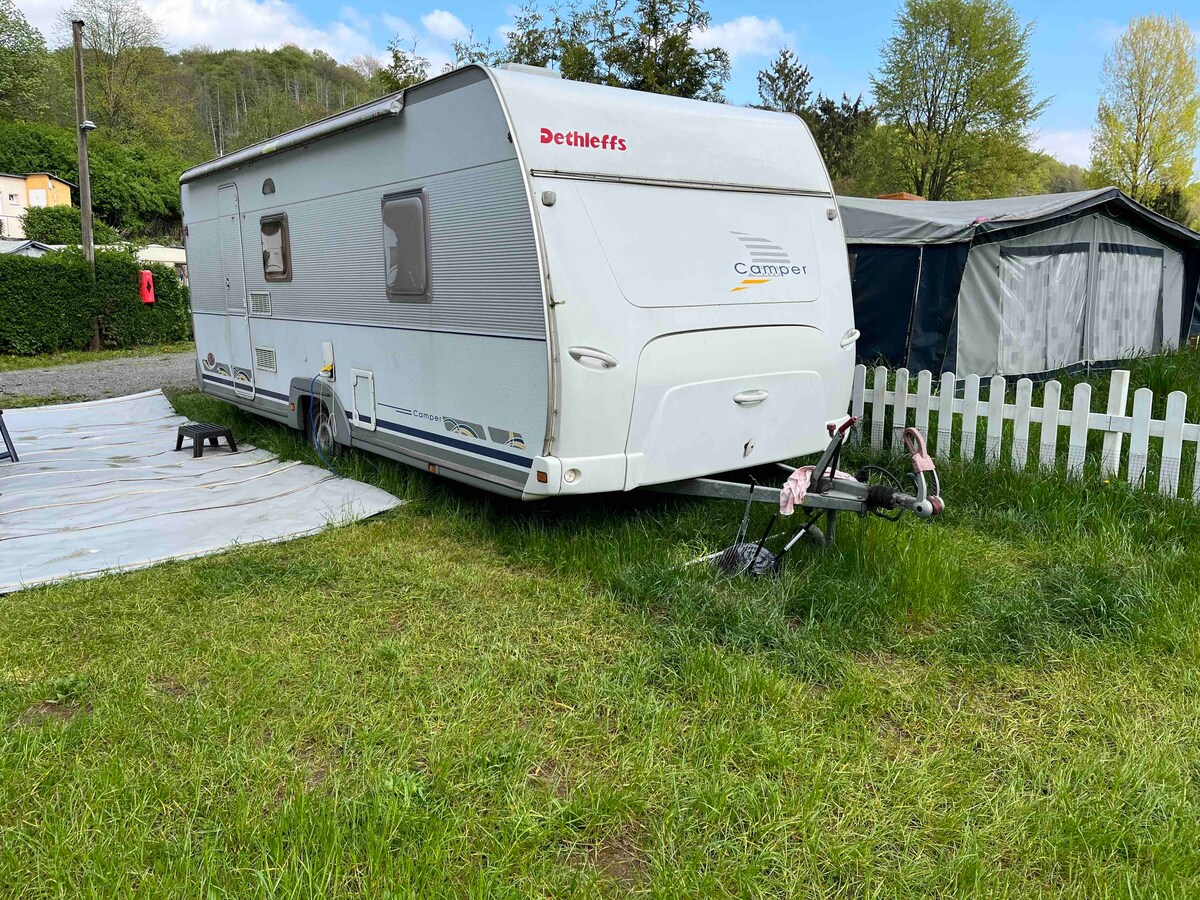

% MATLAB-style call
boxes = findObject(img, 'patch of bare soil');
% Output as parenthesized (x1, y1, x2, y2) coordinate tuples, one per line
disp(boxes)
(565, 827, 647, 891)
(19, 700, 87, 724)
(527, 760, 572, 800)
(152, 677, 189, 699)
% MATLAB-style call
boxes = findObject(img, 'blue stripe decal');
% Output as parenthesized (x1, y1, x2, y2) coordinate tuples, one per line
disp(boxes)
(347, 410, 533, 469)
(201, 373, 290, 403)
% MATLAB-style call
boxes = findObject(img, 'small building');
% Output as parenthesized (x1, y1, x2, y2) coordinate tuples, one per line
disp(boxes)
(0, 173, 75, 239)
(0, 239, 52, 257)
(839, 188, 1200, 377)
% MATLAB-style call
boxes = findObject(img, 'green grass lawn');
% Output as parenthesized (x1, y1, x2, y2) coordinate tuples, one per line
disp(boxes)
(2, 386, 1199, 896)
(0, 341, 195, 372)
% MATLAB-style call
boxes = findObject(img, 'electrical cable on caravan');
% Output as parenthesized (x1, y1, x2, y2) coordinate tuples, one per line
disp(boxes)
(309, 371, 343, 476)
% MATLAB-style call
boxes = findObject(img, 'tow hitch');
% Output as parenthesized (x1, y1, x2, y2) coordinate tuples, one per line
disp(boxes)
(656, 418, 944, 576)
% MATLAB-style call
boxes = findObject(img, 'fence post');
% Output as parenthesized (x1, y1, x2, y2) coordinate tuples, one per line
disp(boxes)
(1039, 380, 1062, 470)
(936, 372, 955, 459)
(892, 367, 910, 451)
(871, 365, 887, 451)
(1066, 383, 1091, 477)
(985, 375, 1006, 464)
(1127, 388, 1152, 489)
(1160, 391, 1187, 498)
(1012, 378, 1033, 471)
(961, 375, 980, 462)
(1101, 369, 1130, 479)
(914, 370, 932, 440)
(850, 364, 866, 443)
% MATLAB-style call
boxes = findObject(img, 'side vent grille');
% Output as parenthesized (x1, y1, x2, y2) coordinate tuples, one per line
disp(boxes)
(249, 291, 272, 316)
(254, 347, 277, 372)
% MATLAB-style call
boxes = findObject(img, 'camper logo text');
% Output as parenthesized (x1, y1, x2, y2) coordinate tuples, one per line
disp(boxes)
(540, 128, 627, 151)
(730, 231, 808, 293)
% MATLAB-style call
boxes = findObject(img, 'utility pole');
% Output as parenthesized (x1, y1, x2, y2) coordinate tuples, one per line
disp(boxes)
(71, 20, 95, 266)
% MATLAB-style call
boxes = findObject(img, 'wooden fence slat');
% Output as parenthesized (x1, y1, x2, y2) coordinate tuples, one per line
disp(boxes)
(1039, 380, 1061, 470)
(985, 375, 1006, 463)
(936, 372, 955, 459)
(1012, 378, 1033, 471)
(960, 375, 980, 462)
(1127, 388, 1152, 488)
(850, 364, 866, 443)
(892, 367, 910, 450)
(1101, 369, 1131, 478)
(871, 365, 887, 451)
(1159, 391, 1187, 498)
(914, 370, 932, 440)
(1066, 383, 1092, 477)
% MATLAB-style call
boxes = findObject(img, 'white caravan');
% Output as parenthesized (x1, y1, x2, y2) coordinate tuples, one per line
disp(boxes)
(180, 64, 857, 499)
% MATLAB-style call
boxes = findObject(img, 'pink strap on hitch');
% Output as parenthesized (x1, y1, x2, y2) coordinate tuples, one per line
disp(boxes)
(902, 427, 936, 473)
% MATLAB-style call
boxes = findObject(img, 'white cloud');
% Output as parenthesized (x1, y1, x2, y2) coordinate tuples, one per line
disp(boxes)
(420, 9, 469, 42)
(693, 15, 789, 61)
(380, 12, 416, 36)
(1036, 128, 1093, 167)
(142, 0, 377, 59)
(18, 0, 66, 45)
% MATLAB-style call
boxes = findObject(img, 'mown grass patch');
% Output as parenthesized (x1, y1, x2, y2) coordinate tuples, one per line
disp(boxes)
(0, 387, 1198, 896)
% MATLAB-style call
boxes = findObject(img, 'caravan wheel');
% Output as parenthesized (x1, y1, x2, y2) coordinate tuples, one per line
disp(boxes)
(309, 398, 344, 458)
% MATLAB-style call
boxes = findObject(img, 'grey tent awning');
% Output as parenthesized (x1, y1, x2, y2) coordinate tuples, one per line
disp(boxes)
(838, 187, 1200, 248)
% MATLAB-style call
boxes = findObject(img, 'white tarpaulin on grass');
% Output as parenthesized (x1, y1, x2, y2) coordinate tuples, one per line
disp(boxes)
(0, 391, 401, 594)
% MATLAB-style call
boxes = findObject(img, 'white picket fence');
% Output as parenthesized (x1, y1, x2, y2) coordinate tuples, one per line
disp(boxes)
(849, 364, 1200, 500)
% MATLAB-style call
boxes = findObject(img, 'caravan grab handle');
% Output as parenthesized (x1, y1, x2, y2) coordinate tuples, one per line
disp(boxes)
(567, 347, 619, 369)
(733, 390, 769, 406)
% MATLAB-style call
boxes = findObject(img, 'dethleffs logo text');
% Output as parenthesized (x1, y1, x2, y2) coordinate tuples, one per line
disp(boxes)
(729, 231, 807, 293)
(540, 128, 627, 151)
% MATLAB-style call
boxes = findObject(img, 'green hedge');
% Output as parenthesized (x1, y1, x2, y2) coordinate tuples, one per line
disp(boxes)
(0, 248, 191, 355)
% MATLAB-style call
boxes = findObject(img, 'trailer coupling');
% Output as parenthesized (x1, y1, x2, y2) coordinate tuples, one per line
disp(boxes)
(658, 419, 944, 576)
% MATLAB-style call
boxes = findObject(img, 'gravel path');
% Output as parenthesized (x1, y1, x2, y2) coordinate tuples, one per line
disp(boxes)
(0, 352, 197, 402)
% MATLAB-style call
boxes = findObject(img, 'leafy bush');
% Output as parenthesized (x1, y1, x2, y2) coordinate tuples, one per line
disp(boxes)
(0, 250, 98, 354)
(0, 248, 191, 355)
(93, 249, 191, 347)
(21, 205, 121, 244)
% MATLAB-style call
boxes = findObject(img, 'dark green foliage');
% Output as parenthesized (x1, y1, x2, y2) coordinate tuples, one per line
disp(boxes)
(0, 121, 187, 238)
(22, 205, 121, 244)
(0, 252, 98, 355)
(0, 249, 190, 355)
(756, 47, 812, 115)
(1145, 184, 1196, 227)
(92, 250, 192, 348)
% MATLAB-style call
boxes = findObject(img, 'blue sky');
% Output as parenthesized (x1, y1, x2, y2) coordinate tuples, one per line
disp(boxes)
(20, 0, 1200, 166)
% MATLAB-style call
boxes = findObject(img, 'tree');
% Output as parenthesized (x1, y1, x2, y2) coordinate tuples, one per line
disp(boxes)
(0, 0, 48, 120)
(603, 0, 730, 101)
(1090, 15, 1200, 206)
(59, 0, 165, 137)
(466, 0, 730, 101)
(756, 47, 811, 116)
(377, 37, 431, 92)
(871, 0, 1046, 199)
(809, 94, 879, 191)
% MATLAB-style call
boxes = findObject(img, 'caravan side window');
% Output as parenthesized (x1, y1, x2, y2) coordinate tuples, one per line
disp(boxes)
(382, 190, 429, 301)
(260, 214, 291, 282)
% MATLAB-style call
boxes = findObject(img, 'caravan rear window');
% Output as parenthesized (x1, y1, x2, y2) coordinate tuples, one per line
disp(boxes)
(260, 214, 291, 282)
(382, 190, 429, 300)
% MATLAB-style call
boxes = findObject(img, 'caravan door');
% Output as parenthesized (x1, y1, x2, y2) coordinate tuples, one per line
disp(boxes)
(217, 184, 255, 399)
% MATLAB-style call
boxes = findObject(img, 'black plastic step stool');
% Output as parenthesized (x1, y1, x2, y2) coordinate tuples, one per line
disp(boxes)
(176, 422, 238, 458)
(0, 410, 17, 463)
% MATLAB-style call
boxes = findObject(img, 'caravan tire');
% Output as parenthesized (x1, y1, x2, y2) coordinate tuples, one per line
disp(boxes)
(309, 398, 345, 459)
